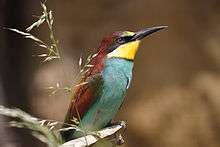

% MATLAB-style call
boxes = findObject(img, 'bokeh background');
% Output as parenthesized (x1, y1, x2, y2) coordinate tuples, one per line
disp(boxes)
(1, 0, 220, 147)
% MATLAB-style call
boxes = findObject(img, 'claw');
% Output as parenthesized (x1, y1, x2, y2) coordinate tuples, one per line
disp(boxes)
(115, 134, 124, 145)
(119, 121, 126, 130)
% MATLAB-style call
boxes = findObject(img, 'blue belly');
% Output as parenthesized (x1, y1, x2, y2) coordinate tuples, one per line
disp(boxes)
(77, 58, 133, 134)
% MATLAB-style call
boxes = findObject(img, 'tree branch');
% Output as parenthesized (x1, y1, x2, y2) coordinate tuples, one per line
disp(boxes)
(61, 122, 126, 147)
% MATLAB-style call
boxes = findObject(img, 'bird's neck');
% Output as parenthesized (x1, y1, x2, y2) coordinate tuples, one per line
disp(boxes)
(103, 57, 134, 90)
(104, 57, 134, 75)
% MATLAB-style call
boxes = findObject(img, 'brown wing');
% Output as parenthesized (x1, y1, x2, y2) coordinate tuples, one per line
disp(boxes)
(64, 51, 106, 125)
(64, 73, 102, 125)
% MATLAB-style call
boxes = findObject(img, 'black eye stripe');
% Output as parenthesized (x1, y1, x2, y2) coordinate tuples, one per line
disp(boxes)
(123, 36, 134, 41)
(116, 36, 134, 44)
(107, 35, 135, 53)
(107, 43, 119, 53)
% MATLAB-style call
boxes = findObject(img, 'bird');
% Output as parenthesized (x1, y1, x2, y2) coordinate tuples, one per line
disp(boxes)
(61, 26, 167, 141)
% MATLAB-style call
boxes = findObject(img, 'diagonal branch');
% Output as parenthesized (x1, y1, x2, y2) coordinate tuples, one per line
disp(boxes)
(61, 122, 125, 147)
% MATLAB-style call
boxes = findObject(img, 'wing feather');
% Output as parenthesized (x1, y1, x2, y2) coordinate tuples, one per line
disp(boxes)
(65, 74, 102, 124)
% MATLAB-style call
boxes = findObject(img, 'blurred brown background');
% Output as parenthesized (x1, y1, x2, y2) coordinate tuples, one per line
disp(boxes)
(1, 0, 220, 147)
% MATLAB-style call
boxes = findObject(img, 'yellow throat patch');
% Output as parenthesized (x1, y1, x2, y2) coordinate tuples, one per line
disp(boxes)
(107, 40, 140, 60)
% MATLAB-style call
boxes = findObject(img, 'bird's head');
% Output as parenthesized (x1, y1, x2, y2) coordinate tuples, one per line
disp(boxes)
(98, 26, 167, 60)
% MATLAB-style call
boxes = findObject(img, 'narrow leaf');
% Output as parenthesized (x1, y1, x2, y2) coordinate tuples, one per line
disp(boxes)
(25, 35, 44, 44)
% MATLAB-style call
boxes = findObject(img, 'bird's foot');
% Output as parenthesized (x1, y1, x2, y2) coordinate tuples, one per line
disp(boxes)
(118, 121, 126, 130)
(109, 133, 124, 145)
(86, 121, 126, 145)
(108, 120, 127, 131)
(108, 121, 126, 145)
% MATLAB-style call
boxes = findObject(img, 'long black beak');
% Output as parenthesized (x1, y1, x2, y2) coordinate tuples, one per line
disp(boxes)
(132, 26, 168, 40)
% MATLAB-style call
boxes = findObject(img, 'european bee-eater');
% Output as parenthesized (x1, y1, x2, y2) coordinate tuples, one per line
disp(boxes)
(62, 26, 167, 141)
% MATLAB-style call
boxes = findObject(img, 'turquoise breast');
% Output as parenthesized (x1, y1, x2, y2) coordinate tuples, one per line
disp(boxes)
(75, 58, 133, 137)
